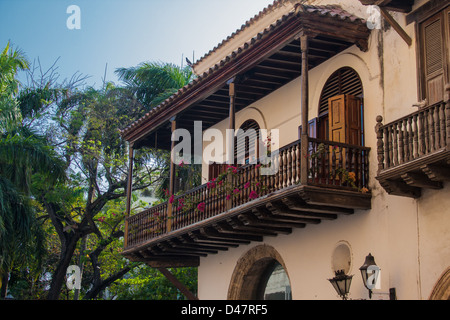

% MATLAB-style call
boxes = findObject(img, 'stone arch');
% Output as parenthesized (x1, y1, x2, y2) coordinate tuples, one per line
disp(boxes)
(227, 245, 290, 300)
(429, 267, 450, 300)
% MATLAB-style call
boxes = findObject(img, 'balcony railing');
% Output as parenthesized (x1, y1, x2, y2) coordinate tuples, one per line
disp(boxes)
(376, 100, 449, 172)
(125, 138, 370, 249)
(375, 93, 450, 198)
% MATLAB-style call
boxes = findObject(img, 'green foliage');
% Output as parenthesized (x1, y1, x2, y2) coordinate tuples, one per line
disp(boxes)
(1, 43, 199, 299)
(111, 266, 197, 300)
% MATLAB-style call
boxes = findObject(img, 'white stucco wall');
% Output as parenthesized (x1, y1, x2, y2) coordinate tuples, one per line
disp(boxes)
(197, 0, 450, 300)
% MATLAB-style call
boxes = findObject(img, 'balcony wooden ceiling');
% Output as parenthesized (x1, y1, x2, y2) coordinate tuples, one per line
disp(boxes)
(123, 5, 371, 150)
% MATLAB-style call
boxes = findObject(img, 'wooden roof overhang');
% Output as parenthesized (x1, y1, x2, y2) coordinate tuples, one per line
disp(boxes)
(120, 5, 371, 150)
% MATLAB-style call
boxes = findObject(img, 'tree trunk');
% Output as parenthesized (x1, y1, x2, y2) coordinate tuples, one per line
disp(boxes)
(46, 233, 81, 300)
(0, 272, 9, 299)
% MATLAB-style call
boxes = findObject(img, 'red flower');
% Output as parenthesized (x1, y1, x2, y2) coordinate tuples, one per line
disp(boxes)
(233, 188, 240, 194)
(197, 202, 205, 212)
(244, 182, 251, 189)
(169, 194, 175, 204)
(249, 190, 259, 200)
(226, 194, 231, 200)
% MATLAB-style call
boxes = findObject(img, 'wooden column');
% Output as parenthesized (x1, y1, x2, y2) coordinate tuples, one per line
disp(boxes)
(124, 143, 134, 248)
(228, 78, 236, 165)
(300, 34, 309, 185)
(227, 79, 236, 210)
(168, 117, 177, 232)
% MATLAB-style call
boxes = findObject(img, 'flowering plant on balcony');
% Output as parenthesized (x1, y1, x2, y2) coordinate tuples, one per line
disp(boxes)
(161, 163, 267, 220)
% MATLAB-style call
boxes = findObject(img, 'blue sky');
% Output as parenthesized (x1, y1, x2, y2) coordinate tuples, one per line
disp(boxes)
(0, 0, 274, 87)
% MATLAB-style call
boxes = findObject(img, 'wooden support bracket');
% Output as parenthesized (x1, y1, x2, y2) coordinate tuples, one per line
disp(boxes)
(157, 267, 198, 301)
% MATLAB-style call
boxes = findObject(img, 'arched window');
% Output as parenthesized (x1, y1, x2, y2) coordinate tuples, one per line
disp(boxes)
(258, 261, 292, 300)
(235, 119, 260, 165)
(208, 119, 261, 181)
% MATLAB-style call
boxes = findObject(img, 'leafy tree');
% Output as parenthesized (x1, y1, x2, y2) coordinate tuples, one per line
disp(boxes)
(0, 42, 65, 298)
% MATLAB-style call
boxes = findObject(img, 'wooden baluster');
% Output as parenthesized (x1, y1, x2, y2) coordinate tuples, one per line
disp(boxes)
(393, 122, 398, 166)
(429, 107, 435, 152)
(287, 146, 293, 186)
(419, 111, 425, 156)
(424, 109, 430, 153)
(279, 149, 284, 189)
(375, 116, 384, 173)
(359, 148, 364, 189)
(402, 119, 409, 161)
(283, 148, 288, 187)
(331, 146, 336, 185)
(398, 121, 404, 164)
(440, 102, 446, 149)
(338, 146, 344, 185)
(388, 125, 394, 167)
(408, 117, 414, 160)
(310, 144, 316, 183)
(434, 104, 441, 149)
(429, 105, 435, 151)
(325, 145, 330, 185)
(413, 114, 419, 158)
(292, 144, 297, 184)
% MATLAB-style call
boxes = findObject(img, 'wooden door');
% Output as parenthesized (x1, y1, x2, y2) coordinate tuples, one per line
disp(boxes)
(329, 94, 362, 145)
(329, 95, 347, 143)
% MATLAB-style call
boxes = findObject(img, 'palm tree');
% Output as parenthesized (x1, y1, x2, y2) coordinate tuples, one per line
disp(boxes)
(115, 62, 201, 197)
(0, 42, 65, 298)
(115, 61, 195, 109)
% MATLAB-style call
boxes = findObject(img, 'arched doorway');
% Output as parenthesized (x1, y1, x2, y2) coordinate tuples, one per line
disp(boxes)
(227, 245, 291, 300)
(316, 67, 364, 146)
(429, 267, 450, 300)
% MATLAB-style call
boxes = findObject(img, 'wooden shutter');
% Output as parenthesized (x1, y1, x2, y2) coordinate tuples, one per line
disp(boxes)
(329, 95, 347, 143)
(328, 94, 362, 145)
(420, 7, 449, 105)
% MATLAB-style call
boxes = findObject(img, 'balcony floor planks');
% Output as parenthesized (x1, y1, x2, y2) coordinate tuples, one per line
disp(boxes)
(122, 184, 371, 267)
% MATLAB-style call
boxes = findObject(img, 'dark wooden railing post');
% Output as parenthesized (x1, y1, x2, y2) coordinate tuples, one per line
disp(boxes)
(445, 83, 450, 150)
(300, 34, 309, 185)
(124, 143, 134, 248)
(226, 78, 236, 210)
(375, 115, 384, 173)
(168, 116, 177, 232)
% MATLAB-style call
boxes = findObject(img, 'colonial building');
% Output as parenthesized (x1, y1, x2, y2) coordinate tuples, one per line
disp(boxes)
(120, 0, 450, 300)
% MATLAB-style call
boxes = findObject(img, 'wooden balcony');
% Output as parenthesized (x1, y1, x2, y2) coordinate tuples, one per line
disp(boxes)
(122, 138, 371, 267)
(375, 91, 450, 198)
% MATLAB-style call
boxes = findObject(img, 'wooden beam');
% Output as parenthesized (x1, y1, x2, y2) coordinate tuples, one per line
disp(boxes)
(421, 164, 450, 181)
(379, 7, 412, 46)
(401, 172, 443, 189)
(157, 267, 198, 300)
(378, 179, 421, 198)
